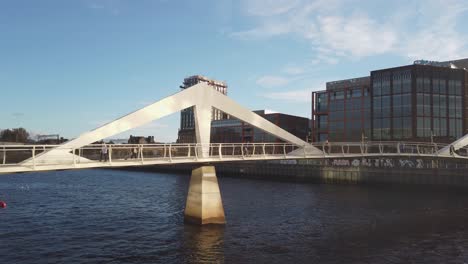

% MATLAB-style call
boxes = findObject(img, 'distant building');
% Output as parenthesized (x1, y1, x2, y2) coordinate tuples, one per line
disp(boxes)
(312, 77, 371, 142)
(312, 58, 468, 143)
(128, 135, 155, 144)
(211, 110, 310, 143)
(36, 134, 68, 144)
(177, 75, 228, 143)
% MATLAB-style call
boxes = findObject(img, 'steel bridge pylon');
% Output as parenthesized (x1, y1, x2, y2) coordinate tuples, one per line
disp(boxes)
(18, 82, 324, 225)
(23, 82, 322, 165)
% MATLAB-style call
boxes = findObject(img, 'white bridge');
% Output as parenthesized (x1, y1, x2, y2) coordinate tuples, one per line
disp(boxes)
(1, 82, 468, 175)
(2, 82, 468, 225)
(1, 141, 468, 174)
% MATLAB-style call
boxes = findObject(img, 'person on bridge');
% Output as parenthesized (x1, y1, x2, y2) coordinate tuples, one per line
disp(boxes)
(450, 145, 455, 156)
(100, 144, 108, 162)
(244, 141, 250, 156)
(131, 146, 138, 159)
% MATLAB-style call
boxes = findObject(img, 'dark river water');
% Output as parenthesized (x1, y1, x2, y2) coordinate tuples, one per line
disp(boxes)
(1, 169, 468, 263)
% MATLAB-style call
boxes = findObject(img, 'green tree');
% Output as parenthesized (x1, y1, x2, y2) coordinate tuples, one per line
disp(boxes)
(0, 128, 30, 143)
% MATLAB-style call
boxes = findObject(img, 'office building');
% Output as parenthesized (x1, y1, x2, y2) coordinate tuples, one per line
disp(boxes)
(371, 61, 467, 142)
(211, 110, 309, 143)
(177, 75, 228, 143)
(312, 77, 371, 142)
(312, 58, 468, 143)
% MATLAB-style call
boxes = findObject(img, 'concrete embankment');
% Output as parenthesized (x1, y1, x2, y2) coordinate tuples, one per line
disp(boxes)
(119, 157, 468, 187)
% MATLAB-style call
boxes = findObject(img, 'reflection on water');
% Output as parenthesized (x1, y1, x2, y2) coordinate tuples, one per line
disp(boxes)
(184, 225, 225, 263)
(1, 169, 468, 263)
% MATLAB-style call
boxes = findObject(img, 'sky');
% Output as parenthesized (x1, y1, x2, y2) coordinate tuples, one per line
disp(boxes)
(1, 0, 467, 142)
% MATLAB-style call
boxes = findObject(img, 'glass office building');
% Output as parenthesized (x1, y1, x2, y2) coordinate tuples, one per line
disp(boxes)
(312, 58, 468, 143)
(312, 77, 371, 142)
(371, 63, 467, 142)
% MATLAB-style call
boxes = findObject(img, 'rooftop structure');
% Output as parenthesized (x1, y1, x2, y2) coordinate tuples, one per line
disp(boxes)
(178, 75, 228, 143)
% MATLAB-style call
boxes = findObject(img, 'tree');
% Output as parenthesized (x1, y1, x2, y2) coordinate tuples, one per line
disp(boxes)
(0, 128, 30, 143)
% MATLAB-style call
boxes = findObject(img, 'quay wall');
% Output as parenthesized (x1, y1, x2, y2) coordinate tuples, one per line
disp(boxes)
(121, 157, 468, 187)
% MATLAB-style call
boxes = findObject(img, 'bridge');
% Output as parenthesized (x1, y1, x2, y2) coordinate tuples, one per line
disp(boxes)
(1, 141, 468, 174)
(2, 82, 468, 224)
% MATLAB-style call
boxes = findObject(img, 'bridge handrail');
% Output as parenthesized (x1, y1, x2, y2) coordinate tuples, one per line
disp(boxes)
(0, 141, 456, 148)
(1, 141, 468, 171)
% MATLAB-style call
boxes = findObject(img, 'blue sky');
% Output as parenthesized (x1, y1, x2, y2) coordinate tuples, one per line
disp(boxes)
(1, 0, 467, 142)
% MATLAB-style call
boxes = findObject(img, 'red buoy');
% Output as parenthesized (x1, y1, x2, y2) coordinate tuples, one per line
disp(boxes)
(0, 201, 6, 209)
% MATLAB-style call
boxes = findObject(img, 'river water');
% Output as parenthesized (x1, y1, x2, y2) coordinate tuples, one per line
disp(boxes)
(1, 169, 468, 263)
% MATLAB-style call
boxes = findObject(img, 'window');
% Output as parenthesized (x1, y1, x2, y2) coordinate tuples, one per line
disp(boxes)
(334, 91, 344, 100)
(416, 77, 424, 93)
(393, 72, 402, 94)
(402, 70, 412, 93)
(352, 88, 362, 98)
(417, 117, 424, 137)
(317, 115, 328, 129)
(381, 96, 391, 118)
(316, 93, 328, 112)
(424, 78, 431, 93)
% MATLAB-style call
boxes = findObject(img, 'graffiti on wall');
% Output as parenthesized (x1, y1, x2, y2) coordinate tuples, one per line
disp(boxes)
(329, 158, 426, 169)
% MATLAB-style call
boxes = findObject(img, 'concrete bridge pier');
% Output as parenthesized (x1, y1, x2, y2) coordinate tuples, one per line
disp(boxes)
(184, 166, 226, 225)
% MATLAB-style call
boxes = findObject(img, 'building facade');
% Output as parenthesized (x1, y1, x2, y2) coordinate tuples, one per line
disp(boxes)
(177, 75, 228, 143)
(211, 110, 310, 143)
(371, 63, 467, 142)
(312, 77, 371, 142)
(312, 58, 468, 143)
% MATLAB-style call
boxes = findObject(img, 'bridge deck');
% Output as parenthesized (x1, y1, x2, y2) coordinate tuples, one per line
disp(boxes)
(1, 142, 467, 174)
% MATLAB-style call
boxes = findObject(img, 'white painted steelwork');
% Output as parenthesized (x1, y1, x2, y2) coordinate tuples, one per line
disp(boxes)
(21, 82, 321, 166)
(439, 134, 468, 155)
(1, 141, 467, 174)
(3, 82, 468, 174)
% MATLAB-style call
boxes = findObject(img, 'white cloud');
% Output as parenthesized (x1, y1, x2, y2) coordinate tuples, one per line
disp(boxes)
(244, 0, 301, 16)
(401, 0, 468, 61)
(233, 0, 468, 63)
(256, 75, 290, 88)
(316, 14, 397, 58)
(230, 22, 294, 39)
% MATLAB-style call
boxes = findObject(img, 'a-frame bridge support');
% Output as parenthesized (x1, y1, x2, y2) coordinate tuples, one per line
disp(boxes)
(22, 82, 322, 224)
(23, 82, 322, 164)
(438, 133, 468, 156)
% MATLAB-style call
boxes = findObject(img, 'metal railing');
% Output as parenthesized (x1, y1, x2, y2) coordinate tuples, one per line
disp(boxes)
(1, 142, 467, 172)
(316, 141, 465, 157)
(0, 143, 299, 167)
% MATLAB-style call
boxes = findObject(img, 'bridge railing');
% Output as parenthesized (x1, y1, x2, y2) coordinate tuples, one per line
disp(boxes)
(1, 142, 468, 170)
(0, 143, 302, 168)
(312, 141, 468, 157)
(0, 145, 57, 165)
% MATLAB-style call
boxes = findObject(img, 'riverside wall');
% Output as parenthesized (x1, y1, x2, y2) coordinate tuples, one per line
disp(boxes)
(121, 156, 468, 187)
